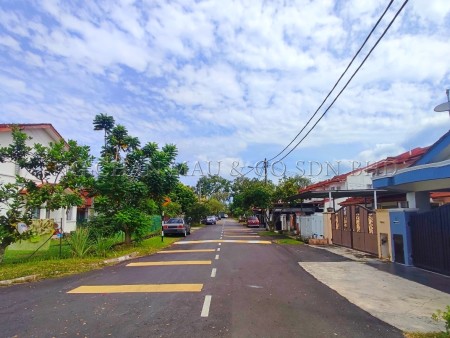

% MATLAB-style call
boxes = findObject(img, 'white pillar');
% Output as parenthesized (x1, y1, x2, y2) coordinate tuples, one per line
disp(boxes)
(406, 191, 430, 211)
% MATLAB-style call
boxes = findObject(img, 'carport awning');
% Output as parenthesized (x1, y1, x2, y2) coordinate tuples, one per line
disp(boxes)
(287, 189, 397, 201)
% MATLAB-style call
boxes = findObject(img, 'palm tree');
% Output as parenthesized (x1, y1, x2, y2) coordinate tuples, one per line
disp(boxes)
(93, 114, 115, 149)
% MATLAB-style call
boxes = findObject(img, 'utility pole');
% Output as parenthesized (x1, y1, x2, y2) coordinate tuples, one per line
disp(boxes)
(264, 158, 267, 185)
(263, 158, 268, 229)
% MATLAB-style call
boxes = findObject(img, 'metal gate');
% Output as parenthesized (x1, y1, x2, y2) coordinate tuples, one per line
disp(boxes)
(331, 205, 378, 255)
(410, 204, 450, 276)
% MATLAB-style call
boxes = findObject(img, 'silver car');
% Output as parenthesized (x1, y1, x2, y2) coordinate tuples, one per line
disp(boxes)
(163, 218, 191, 237)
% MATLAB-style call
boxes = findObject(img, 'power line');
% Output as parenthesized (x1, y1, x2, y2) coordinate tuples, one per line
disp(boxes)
(274, 0, 409, 163)
(268, 0, 395, 162)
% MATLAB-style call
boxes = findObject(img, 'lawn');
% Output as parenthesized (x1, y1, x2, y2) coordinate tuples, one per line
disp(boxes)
(0, 234, 180, 282)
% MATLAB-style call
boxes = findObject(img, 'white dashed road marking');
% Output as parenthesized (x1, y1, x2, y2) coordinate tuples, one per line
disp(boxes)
(201, 295, 212, 317)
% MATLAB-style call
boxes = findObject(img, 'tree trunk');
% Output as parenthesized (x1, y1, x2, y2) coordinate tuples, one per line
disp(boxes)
(0, 244, 7, 264)
(124, 230, 132, 245)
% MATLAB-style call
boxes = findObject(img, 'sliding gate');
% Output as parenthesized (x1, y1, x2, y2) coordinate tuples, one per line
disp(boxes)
(331, 205, 378, 255)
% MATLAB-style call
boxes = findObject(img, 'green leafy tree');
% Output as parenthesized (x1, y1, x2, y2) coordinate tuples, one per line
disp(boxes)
(90, 118, 186, 244)
(273, 175, 312, 202)
(195, 175, 231, 203)
(0, 127, 93, 262)
(169, 183, 197, 214)
(205, 198, 225, 215)
(185, 201, 210, 224)
(93, 113, 115, 149)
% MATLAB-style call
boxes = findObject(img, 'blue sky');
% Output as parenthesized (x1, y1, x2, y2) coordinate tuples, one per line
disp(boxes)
(0, 0, 449, 186)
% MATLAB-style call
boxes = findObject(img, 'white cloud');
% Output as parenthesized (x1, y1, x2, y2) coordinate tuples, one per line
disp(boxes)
(0, 0, 449, 183)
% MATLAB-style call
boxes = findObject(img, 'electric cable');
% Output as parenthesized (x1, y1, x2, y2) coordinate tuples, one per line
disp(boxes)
(268, 0, 395, 162)
(274, 0, 409, 163)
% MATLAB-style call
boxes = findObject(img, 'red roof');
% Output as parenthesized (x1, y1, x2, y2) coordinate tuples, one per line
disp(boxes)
(366, 147, 429, 172)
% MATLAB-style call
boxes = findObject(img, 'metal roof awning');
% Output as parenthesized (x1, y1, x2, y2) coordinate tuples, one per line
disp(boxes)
(287, 189, 397, 201)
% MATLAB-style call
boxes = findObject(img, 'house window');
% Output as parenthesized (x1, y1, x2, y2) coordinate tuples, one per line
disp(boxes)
(46, 209, 51, 219)
(14, 163, 20, 175)
(66, 207, 73, 221)
(32, 207, 40, 219)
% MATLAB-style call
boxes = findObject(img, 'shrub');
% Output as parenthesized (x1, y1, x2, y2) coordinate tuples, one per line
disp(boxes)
(432, 305, 450, 335)
(67, 228, 92, 258)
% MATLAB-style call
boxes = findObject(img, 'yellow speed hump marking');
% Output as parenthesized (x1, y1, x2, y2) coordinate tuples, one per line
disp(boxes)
(223, 235, 261, 238)
(157, 249, 216, 253)
(174, 240, 271, 245)
(67, 284, 203, 294)
(126, 260, 212, 266)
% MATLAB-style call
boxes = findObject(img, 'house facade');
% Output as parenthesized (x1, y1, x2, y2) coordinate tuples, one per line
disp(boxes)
(0, 124, 78, 233)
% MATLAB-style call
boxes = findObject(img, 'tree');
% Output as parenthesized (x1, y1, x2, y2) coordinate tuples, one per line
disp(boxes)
(195, 175, 231, 203)
(205, 198, 225, 215)
(273, 175, 312, 202)
(229, 177, 275, 217)
(0, 127, 93, 262)
(90, 118, 186, 244)
(93, 113, 115, 149)
(169, 183, 197, 214)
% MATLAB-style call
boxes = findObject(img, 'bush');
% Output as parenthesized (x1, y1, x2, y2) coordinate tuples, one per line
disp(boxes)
(67, 228, 92, 258)
(432, 305, 450, 335)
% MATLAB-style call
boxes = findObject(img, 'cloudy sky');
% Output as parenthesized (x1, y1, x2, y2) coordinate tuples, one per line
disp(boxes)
(0, 0, 449, 185)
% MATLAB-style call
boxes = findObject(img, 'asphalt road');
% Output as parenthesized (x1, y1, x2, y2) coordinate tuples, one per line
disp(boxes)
(0, 218, 402, 338)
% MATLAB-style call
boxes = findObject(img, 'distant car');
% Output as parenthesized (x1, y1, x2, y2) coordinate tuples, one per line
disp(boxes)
(163, 218, 191, 237)
(206, 216, 216, 225)
(224, 214, 228, 218)
(246, 216, 260, 228)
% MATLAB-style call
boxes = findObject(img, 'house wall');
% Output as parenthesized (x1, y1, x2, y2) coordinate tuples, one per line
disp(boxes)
(0, 127, 77, 233)
(322, 212, 333, 243)
(376, 209, 392, 261)
(298, 214, 324, 239)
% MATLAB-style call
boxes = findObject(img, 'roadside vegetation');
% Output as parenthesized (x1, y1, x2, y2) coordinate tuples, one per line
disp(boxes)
(1, 233, 179, 282)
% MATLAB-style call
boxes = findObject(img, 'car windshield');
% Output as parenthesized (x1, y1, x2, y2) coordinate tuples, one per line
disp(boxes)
(166, 218, 182, 224)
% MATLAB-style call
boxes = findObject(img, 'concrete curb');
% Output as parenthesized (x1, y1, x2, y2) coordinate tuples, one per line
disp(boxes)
(103, 252, 139, 264)
(0, 274, 39, 286)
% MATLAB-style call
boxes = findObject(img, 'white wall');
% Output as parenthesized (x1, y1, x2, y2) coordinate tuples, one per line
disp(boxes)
(299, 214, 325, 239)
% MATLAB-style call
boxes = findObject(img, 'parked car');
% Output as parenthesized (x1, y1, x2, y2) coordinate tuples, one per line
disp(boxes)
(205, 216, 216, 225)
(246, 216, 260, 228)
(163, 218, 191, 237)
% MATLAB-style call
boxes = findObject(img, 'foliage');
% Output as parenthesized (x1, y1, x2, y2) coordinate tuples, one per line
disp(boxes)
(162, 201, 182, 218)
(195, 175, 231, 202)
(67, 228, 92, 258)
(0, 127, 93, 262)
(91, 114, 186, 245)
(432, 305, 450, 334)
(273, 175, 312, 202)
(185, 201, 210, 224)
(1, 235, 179, 282)
(169, 183, 197, 213)
(94, 234, 120, 257)
(205, 198, 225, 215)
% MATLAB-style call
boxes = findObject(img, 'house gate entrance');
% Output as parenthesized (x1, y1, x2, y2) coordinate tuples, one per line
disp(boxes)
(410, 204, 450, 276)
(331, 205, 378, 255)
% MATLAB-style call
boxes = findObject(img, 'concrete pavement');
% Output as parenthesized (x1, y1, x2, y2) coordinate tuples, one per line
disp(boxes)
(299, 244, 450, 333)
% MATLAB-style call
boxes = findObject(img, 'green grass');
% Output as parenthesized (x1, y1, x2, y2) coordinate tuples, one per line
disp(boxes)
(259, 231, 283, 237)
(404, 332, 449, 338)
(273, 238, 304, 245)
(0, 234, 180, 282)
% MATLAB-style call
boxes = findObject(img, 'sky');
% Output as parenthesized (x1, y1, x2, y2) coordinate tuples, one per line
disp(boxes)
(0, 0, 449, 186)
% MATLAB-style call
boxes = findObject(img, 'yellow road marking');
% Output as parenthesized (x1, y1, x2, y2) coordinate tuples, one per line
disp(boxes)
(223, 235, 260, 238)
(67, 284, 203, 294)
(127, 261, 212, 266)
(175, 240, 271, 245)
(157, 249, 215, 253)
